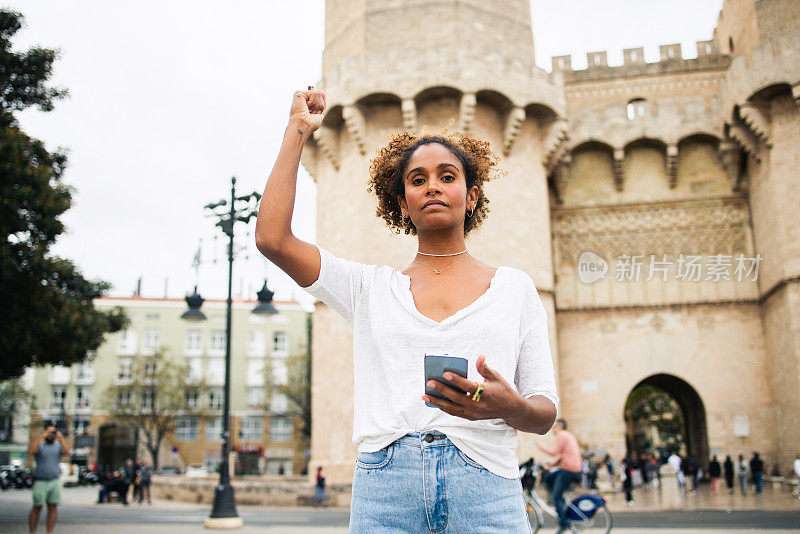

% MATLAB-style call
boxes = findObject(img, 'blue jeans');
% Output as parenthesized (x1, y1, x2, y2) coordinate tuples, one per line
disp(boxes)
(349, 430, 531, 533)
(543, 469, 582, 528)
(314, 485, 327, 504)
(754, 472, 763, 494)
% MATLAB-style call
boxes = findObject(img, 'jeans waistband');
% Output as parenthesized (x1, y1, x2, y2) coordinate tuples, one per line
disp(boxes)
(393, 430, 451, 447)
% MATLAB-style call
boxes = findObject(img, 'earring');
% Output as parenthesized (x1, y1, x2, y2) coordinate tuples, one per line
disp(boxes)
(467, 206, 474, 217)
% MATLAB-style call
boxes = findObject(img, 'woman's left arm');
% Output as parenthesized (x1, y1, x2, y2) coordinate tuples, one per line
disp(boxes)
(422, 355, 557, 434)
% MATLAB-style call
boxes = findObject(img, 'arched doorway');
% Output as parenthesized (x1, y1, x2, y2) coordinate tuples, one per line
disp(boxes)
(97, 423, 137, 469)
(624, 374, 708, 467)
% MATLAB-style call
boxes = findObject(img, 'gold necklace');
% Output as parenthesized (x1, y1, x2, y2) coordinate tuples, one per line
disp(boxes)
(413, 255, 469, 275)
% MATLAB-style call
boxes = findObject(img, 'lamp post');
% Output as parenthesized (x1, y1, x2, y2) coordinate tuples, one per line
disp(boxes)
(182, 176, 260, 529)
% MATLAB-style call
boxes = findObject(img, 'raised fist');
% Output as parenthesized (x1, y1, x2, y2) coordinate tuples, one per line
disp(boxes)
(290, 87, 326, 134)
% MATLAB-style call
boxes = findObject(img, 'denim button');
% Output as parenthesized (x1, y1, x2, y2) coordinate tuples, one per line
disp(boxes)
(424, 433, 434, 443)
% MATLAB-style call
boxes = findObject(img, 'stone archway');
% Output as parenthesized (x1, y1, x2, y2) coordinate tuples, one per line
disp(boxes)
(624, 374, 709, 468)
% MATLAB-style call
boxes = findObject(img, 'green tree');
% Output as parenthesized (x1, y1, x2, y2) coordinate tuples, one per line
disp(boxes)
(102, 352, 207, 471)
(271, 351, 311, 439)
(0, 9, 127, 379)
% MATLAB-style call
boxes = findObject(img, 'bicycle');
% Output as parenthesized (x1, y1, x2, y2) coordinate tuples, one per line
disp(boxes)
(520, 462, 612, 533)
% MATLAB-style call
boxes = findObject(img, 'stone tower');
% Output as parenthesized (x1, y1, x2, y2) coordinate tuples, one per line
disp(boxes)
(301, 0, 567, 483)
(302, 0, 800, 490)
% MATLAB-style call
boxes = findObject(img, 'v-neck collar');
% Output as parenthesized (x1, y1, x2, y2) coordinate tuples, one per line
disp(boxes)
(393, 267, 505, 327)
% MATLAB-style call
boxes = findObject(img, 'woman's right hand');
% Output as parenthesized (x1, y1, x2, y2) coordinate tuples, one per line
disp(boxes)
(290, 88, 326, 134)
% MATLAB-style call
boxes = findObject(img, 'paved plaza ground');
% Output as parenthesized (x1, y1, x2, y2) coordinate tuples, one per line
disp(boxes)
(1, 475, 798, 532)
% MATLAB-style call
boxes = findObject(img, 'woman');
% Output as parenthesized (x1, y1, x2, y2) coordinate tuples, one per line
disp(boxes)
(737, 454, 748, 494)
(723, 455, 735, 494)
(313, 466, 327, 506)
(621, 456, 634, 505)
(708, 455, 721, 495)
(256, 88, 558, 533)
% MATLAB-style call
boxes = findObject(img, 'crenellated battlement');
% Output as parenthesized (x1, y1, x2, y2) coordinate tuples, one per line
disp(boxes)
(552, 41, 731, 82)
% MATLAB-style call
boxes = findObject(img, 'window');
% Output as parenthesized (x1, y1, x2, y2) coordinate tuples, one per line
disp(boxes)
(207, 358, 224, 386)
(209, 330, 226, 356)
(272, 332, 288, 355)
(270, 391, 288, 414)
(49, 386, 66, 410)
(248, 330, 267, 357)
(185, 389, 199, 409)
(271, 359, 288, 386)
(269, 417, 292, 442)
(142, 389, 154, 411)
(246, 359, 265, 387)
(627, 98, 648, 120)
(186, 357, 202, 383)
(247, 387, 265, 408)
(146, 313, 160, 321)
(72, 416, 90, 436)
(266, 459, 292, 476)
(208, 387, 224, 410)
(206, 417, 223, 441)
(185, 329, 202, 356)
(75, 386, 92, 410)
(74, 361, 94, 384)
(241, 416, 263, 441)
(48, 366, 70, 385)
(117, 357, 133, 382)
(176, 417, 198, 441)
(143, 357, 157, 379)
(117, 329, 137, 355)
(117, 388, 132, 407)
(142, 328, 160, 355)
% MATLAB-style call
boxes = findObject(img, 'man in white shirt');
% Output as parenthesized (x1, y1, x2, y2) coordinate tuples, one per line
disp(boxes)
(667, 452, 685, 489)
(793, 453, 800, 498)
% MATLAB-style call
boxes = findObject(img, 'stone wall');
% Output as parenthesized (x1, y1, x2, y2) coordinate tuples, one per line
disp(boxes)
(151, 476, 352, 507)
(556, 303, 776, 468)
(306, 0, 800, 484)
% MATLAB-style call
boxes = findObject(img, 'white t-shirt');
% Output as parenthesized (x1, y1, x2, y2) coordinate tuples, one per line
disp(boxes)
(303, 245, 559, 478)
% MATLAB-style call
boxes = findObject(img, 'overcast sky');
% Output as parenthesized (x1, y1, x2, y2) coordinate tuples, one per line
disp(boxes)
(7, 0, 723, 307)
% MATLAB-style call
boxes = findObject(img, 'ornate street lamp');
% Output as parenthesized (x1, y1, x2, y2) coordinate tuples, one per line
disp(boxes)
(252, 281, 278, 316)
(181, 176, 260, 530)
(181, 286, 207, 322)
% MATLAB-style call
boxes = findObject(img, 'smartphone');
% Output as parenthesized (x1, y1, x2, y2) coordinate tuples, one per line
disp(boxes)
(424, 354, 468, 408)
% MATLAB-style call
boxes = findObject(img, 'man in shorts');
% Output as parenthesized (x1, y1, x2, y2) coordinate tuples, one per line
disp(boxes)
(28, 425, 70, 533)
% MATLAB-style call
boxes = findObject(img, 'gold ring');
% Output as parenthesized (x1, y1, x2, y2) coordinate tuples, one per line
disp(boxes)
(471, 382, 485, 402)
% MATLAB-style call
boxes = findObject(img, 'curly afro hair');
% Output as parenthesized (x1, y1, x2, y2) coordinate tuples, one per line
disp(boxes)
(367, 130, 501, 236)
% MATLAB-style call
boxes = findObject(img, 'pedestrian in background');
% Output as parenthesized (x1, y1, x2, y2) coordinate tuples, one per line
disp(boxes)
(723, 455, 735, 494)
(313, 466, 327, 506)
(138, 460, 152, 505)
(132, 459, 144, 502)
(28, 425, 70, 533)
(587, 454, 599, 490)
(708, 455, 721, 495)
(668, 452, 685, 491)
(749, 452, 764, 495)
(120, 459, 135, 505)
(737, 454, 749, 494)
(644, 455, 658, 490)
(602, 454, 617, 490)
(621, 456, 634, 505)
(538, 419, 583, 532)
(792, 453, 800, 498)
